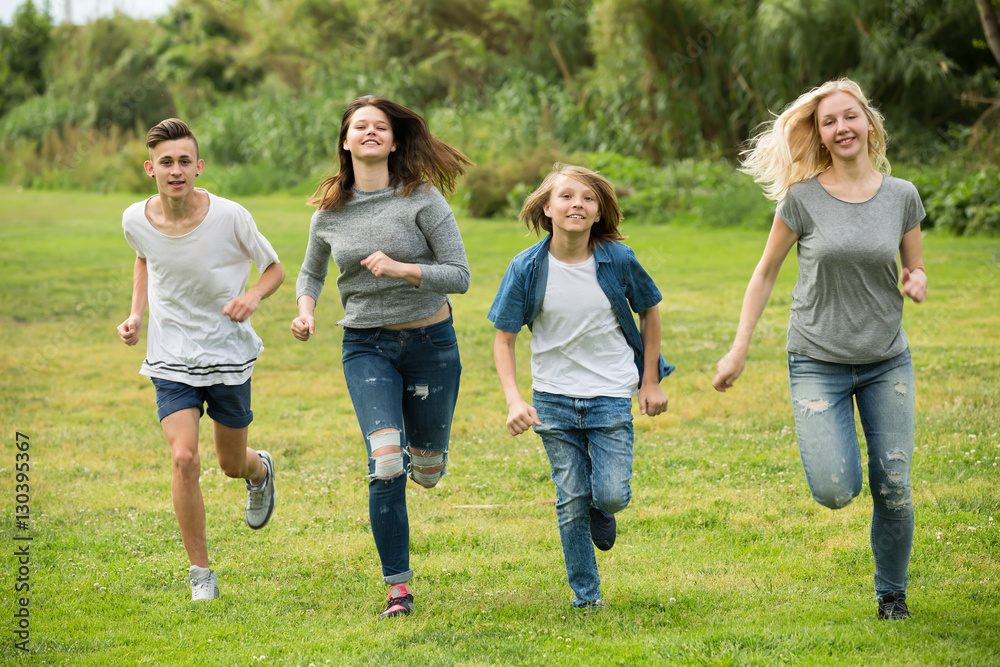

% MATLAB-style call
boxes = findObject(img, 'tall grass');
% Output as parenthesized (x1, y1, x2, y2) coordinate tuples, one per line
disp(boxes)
(0, 187, 998, 665)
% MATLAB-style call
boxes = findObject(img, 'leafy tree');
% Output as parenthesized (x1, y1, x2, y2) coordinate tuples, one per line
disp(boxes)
(0, 0, 53, 117)
(45, 14, 175, 132)
(589, 0, 994, 161)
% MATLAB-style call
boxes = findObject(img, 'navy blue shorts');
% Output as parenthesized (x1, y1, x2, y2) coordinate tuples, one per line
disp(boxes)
(151, 377, 253, 429)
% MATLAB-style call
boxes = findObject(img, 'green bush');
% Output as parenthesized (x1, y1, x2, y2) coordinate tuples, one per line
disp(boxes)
(458, 147, 557, 219)
(566, 151, 773, 228)
(456, 149, 776, 227)
(919, 167, 1000, 236)
(0, 96, 87, 143)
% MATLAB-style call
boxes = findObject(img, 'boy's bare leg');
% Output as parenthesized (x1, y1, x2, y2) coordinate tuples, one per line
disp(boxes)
(162, 408, 208, 567)
(213, 421, 264, 483)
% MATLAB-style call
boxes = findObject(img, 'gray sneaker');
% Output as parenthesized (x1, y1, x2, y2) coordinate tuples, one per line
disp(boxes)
(189, 565, 219, 601)
(245, 450, 276, 529)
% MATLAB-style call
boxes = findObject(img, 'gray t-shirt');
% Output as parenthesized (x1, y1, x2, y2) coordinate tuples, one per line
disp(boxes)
(296, 184, 470, 328)
(777, 175, 924, 364)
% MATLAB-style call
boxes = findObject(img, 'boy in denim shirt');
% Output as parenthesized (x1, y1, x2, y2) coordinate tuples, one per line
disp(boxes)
(489, 164, 674, 613)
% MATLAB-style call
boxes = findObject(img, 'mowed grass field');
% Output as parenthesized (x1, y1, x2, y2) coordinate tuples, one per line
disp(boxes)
(0, 186, 998, 665)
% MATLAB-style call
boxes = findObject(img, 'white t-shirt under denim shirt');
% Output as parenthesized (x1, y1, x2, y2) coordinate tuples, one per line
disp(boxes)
(123, 190, 280, 386)
(777, 175, 924, 365)
(530, 254, 638, 398)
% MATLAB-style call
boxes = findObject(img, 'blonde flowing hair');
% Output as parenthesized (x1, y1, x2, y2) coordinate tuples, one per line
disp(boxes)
(740, 78, 891, 201)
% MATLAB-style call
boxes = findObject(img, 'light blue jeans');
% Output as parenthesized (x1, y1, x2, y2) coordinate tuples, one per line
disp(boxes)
(788, 349, 915, 598)
(342, 317, 462, 585)
(532, 391, 634, 607)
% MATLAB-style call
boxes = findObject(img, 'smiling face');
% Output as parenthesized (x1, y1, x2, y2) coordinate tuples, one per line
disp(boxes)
(816, 90, 873, 162)
(342, 105, 396, 163)
(543, 174, 602, 239)
(144, 137, 203, 199)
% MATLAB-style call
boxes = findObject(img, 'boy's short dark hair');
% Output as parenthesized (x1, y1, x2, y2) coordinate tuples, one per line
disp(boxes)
(146, 118, 199, 157)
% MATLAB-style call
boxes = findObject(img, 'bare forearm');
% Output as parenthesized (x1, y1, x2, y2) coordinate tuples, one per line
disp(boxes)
(247, 262, 285, 302)
(638, 306, 662, 386)
(297, 294, 316, 318)
(130, 257, 148, 318)
(493, 334, 525, 406)
(730, 269, 777, 353)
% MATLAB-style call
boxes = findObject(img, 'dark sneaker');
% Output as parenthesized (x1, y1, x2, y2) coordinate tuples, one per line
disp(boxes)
(878, 592, 910, 620)
(589, 507, 616, 551)
(380, 583, 414, 619)
(245, 450, 276, 529)
(575, 599, 605, 617)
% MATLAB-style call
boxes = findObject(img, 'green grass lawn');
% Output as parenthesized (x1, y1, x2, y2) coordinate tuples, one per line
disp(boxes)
(1, 186, 998, 665)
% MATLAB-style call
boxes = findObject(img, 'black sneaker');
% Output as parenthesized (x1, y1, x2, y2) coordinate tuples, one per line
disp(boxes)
(877, 592, 910, 620)
(380, 583, 414, 619)
(589, 507, 616, 551)
(575, 599, 605, 617)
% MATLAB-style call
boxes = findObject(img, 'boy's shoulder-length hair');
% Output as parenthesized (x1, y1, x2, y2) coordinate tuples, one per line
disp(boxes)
(520, 163, 625, 247)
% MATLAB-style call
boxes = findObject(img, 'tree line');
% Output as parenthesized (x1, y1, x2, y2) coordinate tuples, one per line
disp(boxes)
(1, 0, 998, 232)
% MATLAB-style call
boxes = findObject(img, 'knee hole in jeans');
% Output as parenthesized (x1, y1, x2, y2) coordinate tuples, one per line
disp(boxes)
(409, 448, 445, 488)
(369, 429, 404, 479)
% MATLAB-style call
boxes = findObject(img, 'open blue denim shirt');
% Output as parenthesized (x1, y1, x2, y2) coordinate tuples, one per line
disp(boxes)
(488, 235, 675, 388)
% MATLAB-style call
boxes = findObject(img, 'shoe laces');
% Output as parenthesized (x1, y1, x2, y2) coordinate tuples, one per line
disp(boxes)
(246, 476, 268, 510)
(192, 578, 214, 595)
(880, 595, 909, 619)
(381, 593, 413, 618)
(190, 571, 216, 597)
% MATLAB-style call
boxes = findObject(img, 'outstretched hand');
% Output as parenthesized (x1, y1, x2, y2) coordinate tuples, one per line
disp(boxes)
(712, 349, 747, 392)
(900, 267, 927, 303)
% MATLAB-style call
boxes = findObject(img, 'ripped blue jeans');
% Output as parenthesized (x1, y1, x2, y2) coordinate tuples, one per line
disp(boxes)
(532, 392, 634, 608)
(788, 349, 915, 598)
(342, 317, 461, 584)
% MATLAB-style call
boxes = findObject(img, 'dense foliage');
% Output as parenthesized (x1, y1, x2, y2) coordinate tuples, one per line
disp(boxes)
(1, 0, 998, 232)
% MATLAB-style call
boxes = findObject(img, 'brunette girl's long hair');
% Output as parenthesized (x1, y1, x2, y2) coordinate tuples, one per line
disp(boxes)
(309, 95, 473, 209)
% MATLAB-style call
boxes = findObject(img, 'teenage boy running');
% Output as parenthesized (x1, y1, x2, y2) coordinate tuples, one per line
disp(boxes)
(117, 118, 284, 601)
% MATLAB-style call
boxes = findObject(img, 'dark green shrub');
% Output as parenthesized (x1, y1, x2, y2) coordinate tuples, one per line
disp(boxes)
(919, 168, 1000, 236)
(0, 96, 86, 143)
(459, 147, 557, 219)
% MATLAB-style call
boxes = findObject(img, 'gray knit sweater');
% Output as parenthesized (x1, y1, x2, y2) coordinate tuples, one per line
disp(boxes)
(296, 184, 470, 328)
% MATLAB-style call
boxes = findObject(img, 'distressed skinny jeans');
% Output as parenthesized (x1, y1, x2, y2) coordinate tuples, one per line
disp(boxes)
(788, 349, 915, 598)
(342, 317, 461, 584)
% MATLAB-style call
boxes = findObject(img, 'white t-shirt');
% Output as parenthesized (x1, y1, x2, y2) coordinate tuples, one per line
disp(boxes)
(530, 253, 638, 398)
(122, 190, 280, 386)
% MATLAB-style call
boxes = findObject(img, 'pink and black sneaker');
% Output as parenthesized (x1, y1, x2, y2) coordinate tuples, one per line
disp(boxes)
(380, 583, 414, 619)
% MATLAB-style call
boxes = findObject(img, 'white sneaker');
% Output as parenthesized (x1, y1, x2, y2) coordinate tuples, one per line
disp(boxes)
(245, 450, 276, 529)
(189, 565, 219, 601)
